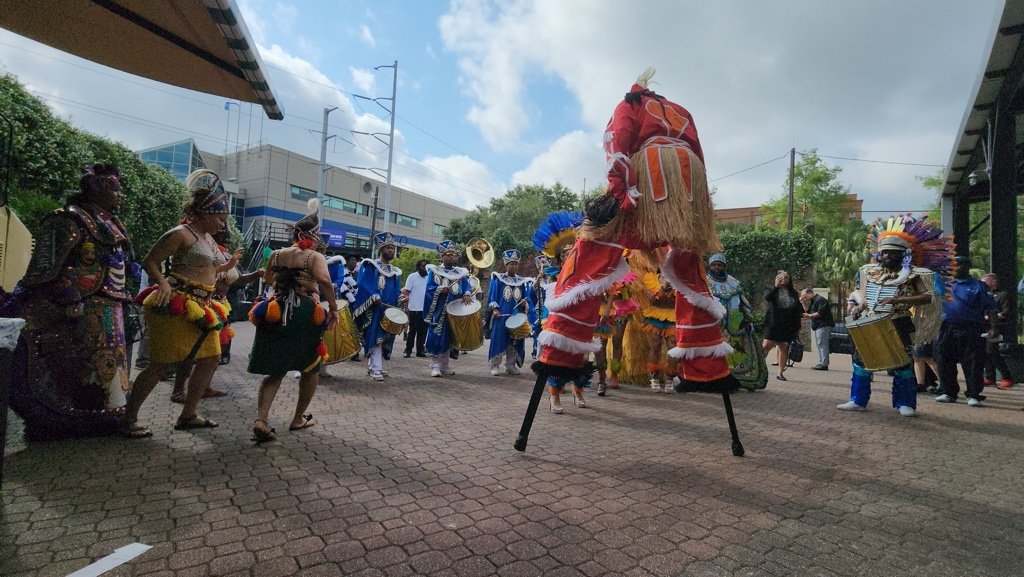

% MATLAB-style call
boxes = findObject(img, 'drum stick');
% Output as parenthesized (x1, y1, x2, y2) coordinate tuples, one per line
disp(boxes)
(514, 368, 548, 452)
(720, 387, 745, 457)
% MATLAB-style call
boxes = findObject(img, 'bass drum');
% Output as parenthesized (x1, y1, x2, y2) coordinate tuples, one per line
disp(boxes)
(322, 301, 360, 364)
(447, 299, 484, 351)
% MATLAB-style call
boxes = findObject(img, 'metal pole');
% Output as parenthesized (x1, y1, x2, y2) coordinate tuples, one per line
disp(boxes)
(382, 61, 398, 233)
(317, 107, 338, 222)
(368, 186, 380, 256)
(787, 147, 795, 231)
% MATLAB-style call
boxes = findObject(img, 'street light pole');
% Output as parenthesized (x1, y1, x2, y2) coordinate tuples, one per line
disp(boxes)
(317, 106, 338, 223)
(376, 61, 398, 233)
(363, 182, 380, 255)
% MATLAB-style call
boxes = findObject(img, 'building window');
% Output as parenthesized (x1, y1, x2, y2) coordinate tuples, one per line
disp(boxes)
(391, 213, 418, 228)
(323, 196, 366, 215)
(433, 223, 446, 235)
(231, 197, 245, 232)
(290, 185, 316, 201)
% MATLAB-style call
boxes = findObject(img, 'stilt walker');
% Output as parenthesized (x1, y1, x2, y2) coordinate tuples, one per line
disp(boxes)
(517, 68, 744, 455)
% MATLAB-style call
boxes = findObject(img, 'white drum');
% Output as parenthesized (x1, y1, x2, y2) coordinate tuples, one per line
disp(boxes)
(505, 312, 532, 340)
(381, 307, 409, 335)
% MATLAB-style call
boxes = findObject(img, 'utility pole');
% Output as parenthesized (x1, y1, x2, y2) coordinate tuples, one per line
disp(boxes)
(786, 147, 795, 231)
(379, 61, 398, 233)
(363, 182, 380, 254)
(317, 106, 338, 223)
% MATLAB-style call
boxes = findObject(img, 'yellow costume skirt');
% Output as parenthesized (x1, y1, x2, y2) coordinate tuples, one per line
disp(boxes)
(141, 280, 225, 364)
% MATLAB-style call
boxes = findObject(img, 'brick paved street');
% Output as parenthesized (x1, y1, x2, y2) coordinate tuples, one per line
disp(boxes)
(3, 321, 1024, 577)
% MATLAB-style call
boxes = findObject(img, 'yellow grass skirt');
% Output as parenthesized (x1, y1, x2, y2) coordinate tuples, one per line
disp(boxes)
(144, 308, 221, 364)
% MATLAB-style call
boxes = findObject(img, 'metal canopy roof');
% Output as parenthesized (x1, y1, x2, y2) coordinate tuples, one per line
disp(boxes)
(942, 0, 1024, 197)
(0, 0, 283, 120)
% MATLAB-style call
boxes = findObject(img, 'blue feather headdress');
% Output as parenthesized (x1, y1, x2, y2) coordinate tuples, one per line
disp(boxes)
(532, 211, 583, 258)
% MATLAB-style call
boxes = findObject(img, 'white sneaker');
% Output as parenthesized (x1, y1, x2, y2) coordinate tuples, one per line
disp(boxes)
(442, 369, 455, 376)
(836, 401, 866, 411)
(489, 367, 500, 376)
(506, 367, 521, 375)
(650, 379, 663, 392)
(370, 372, 385, 381)
(898, 406, 916, 417)
(934, 394, 955, 403)
(967, 397, 982, 407)
(431, 368, 442, 378)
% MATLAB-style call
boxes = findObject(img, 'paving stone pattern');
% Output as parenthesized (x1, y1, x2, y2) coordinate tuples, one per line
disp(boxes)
(2, 322, 1024, 576)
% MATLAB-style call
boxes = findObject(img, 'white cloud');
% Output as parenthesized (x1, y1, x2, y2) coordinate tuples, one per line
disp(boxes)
(393, 155, 505, 210)
(438, 0, 1003, 215)
(512, 131, 603, 192)
(359, 24, 377, 47)
(349, 67, 376, 95)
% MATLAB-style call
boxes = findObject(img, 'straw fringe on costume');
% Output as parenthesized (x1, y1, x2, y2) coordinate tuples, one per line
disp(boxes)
(584, 144, 720, 254)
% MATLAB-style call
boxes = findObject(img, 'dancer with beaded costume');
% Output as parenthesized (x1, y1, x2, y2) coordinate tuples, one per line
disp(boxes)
(487, 249, 534, 376)
(352, 233, 403, 381)
(837, 214, 951, 417)
(1, 164, 139, 439)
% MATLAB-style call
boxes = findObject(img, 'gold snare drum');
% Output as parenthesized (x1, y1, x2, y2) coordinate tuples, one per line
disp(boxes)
(322, 302, 360, 364)
(446, 299, 484, 351)
(381, 307, 409, 335)
(846, 314, 910, 371)
(505, 312, 532, 340)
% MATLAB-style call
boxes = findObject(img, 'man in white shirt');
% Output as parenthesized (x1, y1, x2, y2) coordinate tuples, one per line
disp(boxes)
(402, 259, 429, 357)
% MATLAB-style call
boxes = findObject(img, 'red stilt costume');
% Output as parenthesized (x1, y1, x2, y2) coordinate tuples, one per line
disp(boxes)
(538, 69, 733, 389)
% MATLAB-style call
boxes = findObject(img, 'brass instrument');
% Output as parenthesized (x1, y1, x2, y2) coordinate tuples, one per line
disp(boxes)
(465, 237, 494, 295)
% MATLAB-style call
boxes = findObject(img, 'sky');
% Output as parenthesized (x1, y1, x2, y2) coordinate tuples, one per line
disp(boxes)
(0, 0, 1007, 220)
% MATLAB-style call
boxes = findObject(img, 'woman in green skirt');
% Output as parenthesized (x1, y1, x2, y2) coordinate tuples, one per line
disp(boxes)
(247, 200, 339, 442)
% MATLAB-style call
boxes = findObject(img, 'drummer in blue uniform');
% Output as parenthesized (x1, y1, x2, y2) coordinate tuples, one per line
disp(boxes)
(487, 249, 534, 376)
(352, 232, 403, 381)
(423, 240, 475, 378)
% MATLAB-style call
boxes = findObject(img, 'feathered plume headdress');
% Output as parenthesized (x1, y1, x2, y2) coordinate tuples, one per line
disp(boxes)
(532, 211, 583, 259)
(868, 213, 955, 295)
(290, 198, 322, 250)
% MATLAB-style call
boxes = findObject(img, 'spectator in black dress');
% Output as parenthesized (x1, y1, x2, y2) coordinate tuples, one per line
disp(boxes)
(763, 270, 802, 381)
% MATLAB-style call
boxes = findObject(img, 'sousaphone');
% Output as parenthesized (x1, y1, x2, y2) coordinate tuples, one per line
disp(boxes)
(465, 237, 494, 295)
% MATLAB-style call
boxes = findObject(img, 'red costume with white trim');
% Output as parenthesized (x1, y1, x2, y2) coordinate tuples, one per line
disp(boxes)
(538, 75, 732, 387)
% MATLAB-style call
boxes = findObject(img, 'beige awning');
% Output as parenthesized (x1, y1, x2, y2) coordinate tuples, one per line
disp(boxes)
(0, 0, 283, 119)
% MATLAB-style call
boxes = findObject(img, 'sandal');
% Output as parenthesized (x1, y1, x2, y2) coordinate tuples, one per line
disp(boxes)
(252, 419, 277, 444)
(170, 391, 186, 404)
(203, 387, 227, 398)
(776, 374, 788, 381)
(174, 415, 219, 430)
(119, 419, 152, 439)
(289, 413, 316, 431)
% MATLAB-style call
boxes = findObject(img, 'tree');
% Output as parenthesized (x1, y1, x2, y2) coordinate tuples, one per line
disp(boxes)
(0, 72, 188, 258)
(718, 227, 815, 311)
(814, 223, 869, 302)
(392, 247, 438, 286)
(445, 183, 581, 253)
(760, 150, 853, 232)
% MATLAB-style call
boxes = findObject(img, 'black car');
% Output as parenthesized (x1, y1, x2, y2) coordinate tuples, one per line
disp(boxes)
(828, 302, 855, 355)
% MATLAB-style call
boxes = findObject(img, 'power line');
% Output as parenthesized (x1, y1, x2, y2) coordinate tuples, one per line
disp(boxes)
(709, 152, 790, 183)
(801, 151, 946, 168)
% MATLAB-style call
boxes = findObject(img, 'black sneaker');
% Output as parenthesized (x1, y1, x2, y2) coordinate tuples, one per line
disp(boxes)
(812, 364, 828, 371)
(403, 351, 412, 358)
(416, 352, 427, 358)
